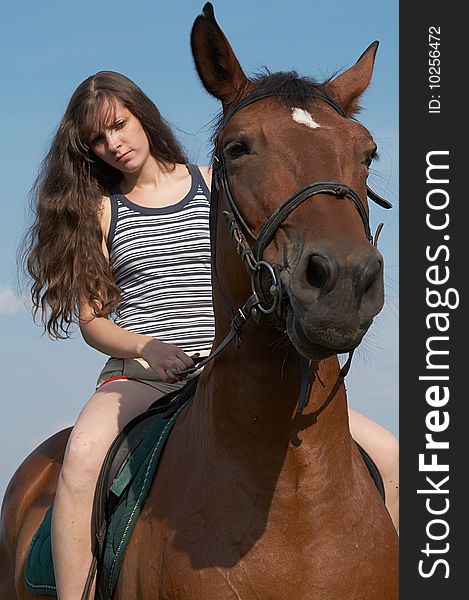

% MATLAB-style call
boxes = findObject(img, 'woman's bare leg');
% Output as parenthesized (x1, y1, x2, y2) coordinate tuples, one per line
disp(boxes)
(51, 380, 166, 600)
(349, 408, 399, 529)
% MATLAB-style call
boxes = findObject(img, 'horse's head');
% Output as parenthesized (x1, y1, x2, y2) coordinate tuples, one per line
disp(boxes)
(192, 3, 390, 360)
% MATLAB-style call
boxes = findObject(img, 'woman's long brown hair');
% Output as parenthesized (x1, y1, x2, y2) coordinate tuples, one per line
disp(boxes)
(20, 71, 188, 338)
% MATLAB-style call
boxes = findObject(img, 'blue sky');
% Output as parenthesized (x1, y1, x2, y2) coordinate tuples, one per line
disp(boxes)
(0, 0, 398, 501)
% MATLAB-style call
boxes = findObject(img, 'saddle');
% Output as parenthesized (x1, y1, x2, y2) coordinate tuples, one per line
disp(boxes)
(24, 375, 384, 599)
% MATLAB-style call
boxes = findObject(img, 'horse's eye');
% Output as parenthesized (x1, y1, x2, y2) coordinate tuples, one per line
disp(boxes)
(363, 148, 378, 168)
(224, 140, 250, 160)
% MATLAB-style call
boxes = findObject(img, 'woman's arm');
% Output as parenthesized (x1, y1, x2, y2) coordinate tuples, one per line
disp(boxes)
(79, 308, 194, 383)
(79, 308, 150, 359)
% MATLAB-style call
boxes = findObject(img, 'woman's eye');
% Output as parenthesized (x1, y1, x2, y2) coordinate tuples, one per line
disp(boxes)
(224, 140, 250, 160)
(115, 120, 126, 130)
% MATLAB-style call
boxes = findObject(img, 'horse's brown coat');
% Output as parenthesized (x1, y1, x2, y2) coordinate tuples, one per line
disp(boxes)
(0, 4, 398, 598)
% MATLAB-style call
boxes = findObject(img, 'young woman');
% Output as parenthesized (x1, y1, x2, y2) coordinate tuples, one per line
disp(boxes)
(23, 71, 398, 599)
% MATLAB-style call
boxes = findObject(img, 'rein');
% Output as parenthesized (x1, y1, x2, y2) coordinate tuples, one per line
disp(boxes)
(174, 90, 392, 412)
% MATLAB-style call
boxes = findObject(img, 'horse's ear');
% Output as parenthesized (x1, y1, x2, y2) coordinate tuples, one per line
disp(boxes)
(191, 2, 251, 106)
(324, 41, 379, 116)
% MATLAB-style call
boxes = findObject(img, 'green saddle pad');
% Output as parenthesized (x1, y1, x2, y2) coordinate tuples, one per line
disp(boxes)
(24, 401, 188, 596)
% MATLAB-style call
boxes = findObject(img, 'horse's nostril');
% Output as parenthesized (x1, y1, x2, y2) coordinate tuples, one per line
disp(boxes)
(364, 278, 373, 295)
(360, 256, 383, 296)
(306, 254, 336, 293)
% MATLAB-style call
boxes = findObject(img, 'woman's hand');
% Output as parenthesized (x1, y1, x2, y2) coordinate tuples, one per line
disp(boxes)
(79, 310, 196, 384)
(140, 337, 195, 383)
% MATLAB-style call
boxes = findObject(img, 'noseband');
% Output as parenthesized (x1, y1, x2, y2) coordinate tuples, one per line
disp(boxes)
(175, 89, 392, 412)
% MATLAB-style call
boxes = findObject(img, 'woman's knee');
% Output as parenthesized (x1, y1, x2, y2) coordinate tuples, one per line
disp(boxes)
(373, 429, 399, 483)
(59, 391, 119, 492)
(57, 382, 159, 494)
(59, 429, 109, 493)
(349, 410, 399, 478)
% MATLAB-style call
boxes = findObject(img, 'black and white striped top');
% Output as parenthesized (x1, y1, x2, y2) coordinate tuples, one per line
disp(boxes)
(108, 164, 215, 356)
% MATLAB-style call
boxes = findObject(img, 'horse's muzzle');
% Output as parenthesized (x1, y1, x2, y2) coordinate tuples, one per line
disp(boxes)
(284, 245, 385, 358)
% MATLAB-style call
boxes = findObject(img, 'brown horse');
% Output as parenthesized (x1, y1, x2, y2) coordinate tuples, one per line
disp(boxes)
(0, 4, 398, 599)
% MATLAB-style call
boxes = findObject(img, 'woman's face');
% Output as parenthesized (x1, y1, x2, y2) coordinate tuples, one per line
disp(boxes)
(89, 100, 150, 173)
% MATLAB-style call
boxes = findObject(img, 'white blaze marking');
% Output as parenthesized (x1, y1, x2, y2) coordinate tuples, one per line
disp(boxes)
(291, 107, 321, 129)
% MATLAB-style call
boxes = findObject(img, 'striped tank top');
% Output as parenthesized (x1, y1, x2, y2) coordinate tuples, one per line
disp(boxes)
(108, 164, 215, 357)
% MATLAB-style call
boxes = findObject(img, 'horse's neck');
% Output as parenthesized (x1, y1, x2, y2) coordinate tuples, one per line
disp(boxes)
(195, 317, 353, 496)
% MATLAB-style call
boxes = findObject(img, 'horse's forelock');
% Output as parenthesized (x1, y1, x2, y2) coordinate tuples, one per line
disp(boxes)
(251, 70, 325, 103)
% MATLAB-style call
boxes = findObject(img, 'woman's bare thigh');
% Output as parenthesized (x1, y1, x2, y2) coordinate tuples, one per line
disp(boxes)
(63, 380, 168, 472)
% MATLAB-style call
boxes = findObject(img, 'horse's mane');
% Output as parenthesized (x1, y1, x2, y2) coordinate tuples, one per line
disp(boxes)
(211, 69, 358, 146)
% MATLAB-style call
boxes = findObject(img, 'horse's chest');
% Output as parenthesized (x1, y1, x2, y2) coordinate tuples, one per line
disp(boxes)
(124, 514, 396, 600)
(116, 437, 397, 599)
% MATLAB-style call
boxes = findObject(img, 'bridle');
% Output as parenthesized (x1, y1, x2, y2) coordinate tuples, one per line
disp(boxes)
(212, 90, 391, 321)
(175, 89, 392, 411)
(218, 90, 391, 249)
